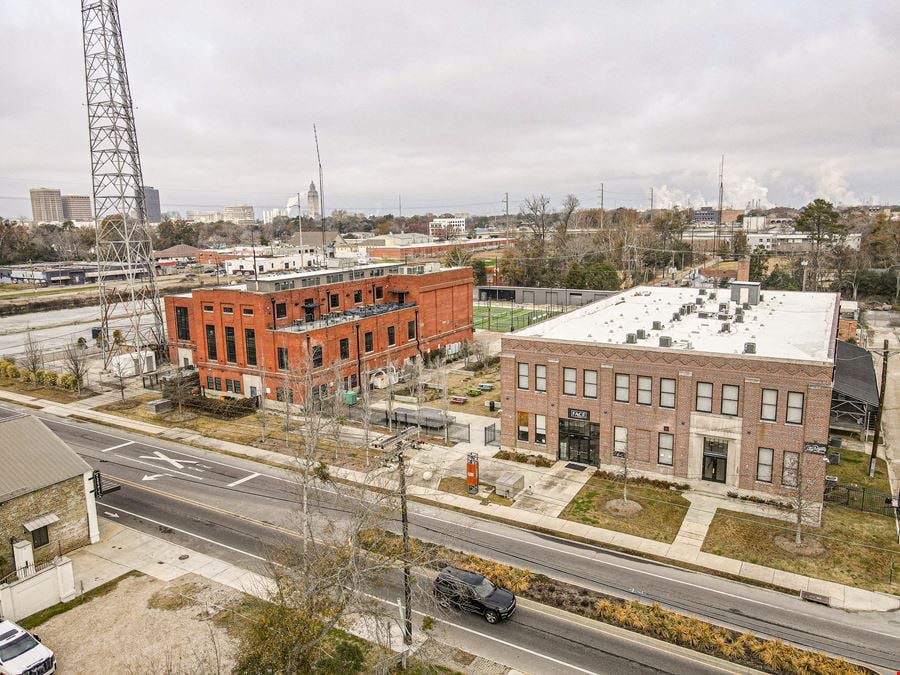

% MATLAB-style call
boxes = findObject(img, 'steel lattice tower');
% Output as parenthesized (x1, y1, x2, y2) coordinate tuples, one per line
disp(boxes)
(82, 0, 164, 370)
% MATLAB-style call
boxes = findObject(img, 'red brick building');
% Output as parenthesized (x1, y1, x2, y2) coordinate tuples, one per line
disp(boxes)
(500, 282, 839, 504)
(165, 262, 473, 402)
(365, 238, 513, 261)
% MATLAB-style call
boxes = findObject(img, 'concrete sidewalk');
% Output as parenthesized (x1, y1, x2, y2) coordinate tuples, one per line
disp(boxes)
(3, 386, 898, 613)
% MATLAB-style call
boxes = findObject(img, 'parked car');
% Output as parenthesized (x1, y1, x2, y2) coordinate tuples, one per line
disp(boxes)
(432, 565, 516, 624)
(0, 619, 55, 675)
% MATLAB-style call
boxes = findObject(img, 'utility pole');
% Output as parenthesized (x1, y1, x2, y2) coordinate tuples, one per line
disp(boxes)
(314, 124, 325, 248)
(504, 192, 510, 239)
(868, 339, 890, 478)
(599, 182, 604, 229)
(649, 187, 654, 226)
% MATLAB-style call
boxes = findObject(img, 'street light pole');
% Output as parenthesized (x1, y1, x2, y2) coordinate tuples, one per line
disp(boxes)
(868, 339, 890, 478)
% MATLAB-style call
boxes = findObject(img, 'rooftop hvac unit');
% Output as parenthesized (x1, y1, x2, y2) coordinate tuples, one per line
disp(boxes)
(636, 329, 648, 340)
(659, 335, 673, 347)
(720, 322, 731, 333)
(652, 320, 663, 330)
(699, 289, 707, 295)
(679, 305, 687, 315)
(625, 333, 637, 344)
(687, 303, 695, 313)
(698, 311, 709, 319)
(719, 302, 728, 312)
(735, 314, 744, 323)
(744, 342, 756, 354)
(672, 312, 680, 321)
(718, 312, 729, 321)
(743, 302, 751, 310)
(696, 297, 705, 305)
(709, 292, 717, 300)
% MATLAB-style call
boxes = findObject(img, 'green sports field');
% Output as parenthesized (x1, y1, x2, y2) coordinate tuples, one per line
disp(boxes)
(473, 305, 560, 332)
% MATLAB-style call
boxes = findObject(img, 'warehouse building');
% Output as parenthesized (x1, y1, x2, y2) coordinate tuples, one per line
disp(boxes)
(500, 282, 838, 504)
(165, 262, 473, 402)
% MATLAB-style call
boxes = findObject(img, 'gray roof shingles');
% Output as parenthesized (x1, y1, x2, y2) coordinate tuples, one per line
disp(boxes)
(833, 340, 880, 407)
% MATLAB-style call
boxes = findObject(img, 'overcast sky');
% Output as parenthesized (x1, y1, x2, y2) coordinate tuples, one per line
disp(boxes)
(3, 1, 899, 219)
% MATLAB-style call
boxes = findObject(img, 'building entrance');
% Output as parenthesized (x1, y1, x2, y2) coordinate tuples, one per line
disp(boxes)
(702, 437, 728, 483)
(558, 419, 599, 465)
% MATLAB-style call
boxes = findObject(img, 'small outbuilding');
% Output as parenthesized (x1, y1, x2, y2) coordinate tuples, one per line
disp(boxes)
(831, 340, 880, 435)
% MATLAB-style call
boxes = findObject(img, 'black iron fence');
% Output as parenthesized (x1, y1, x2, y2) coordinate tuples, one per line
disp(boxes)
(824, 482, 897, 517)
(344, 405, 470, 443)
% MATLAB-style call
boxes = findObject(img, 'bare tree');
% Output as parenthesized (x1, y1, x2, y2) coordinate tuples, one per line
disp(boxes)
(329, 361, 346, 464)
(164, 366, 196, 416)
(22, 330, 44, 383)
(403, 354, 426, 430)
(62, 339, 89, 395)
(782, 451, 824, 546)
(555, 193, 580, 241)
(109, 356, 130, 403)
(360, 366, 373, 467)
(520, 194, 552, 249)
(385, 352, 395, 433)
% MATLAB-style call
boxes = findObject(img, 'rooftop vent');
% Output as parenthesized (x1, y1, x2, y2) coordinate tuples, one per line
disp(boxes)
(698, 311, 709, 319)
(679, 305, 687, 316)
(625, 333, 637, 344)
(696, 297, 705, 305)
(744, 342, 756, 354)
(659, 335, 673, 347)
(720, 322, 731, 333)
(709, 292, 717, 300)
(652, 320, 663, 330)
(743, 302, 751, 310)
(719, 302, 729, 312)
(672, 312, 681, 322)
(717, 312, 729, 321)
(699, 289, 707, 295)
(735, 314, 744, 323)
(636, 328, 648, 340)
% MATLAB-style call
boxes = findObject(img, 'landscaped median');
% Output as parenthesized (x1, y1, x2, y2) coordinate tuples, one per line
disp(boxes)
(361, 529, 869, 675)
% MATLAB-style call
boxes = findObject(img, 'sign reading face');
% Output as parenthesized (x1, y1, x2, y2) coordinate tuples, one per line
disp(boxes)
(568, 408, 590, 421)
(804, 442, 827, 455)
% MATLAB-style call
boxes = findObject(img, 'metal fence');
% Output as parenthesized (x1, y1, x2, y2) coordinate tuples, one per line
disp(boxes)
(473, 306, 561, 332)
(824, 482, 897, 517)
(484, 423, 498, 446)
(344, 404, 469, 443)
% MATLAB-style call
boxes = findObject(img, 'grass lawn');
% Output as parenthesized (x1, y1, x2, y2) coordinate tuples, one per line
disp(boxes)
(0, 379, 95, 403)
(473, 305, 559, 332)
(702, 507, 900, 595)
(559, 475, 690, 543)
(438, 476, 514, 506)
(827, 447, 892, 494)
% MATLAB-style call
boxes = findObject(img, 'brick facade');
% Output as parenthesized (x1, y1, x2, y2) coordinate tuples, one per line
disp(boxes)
(500, 338, 832, 503)
(165, 266, 473, 402)
(0, 476, 91, 573)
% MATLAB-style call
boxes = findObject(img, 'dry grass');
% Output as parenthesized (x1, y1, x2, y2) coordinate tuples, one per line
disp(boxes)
(560, 475, 690, 543)
(702, 508, 900, 595)
(443, 366, 501, 418)
(438, 476, 513, 507)
(826, 447, 892, 494)
(0, 379, 95, 403)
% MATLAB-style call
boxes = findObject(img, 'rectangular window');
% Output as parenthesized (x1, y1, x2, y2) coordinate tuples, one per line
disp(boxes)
(214, 377, 222, 391)
(276, 387, 284, 402)
(206, 375, 213, 389)
(203, 304, 213, 313)
(786, 391, 804, 424)
(224, 326, 236, 363)
(696, 382, 713, 412)
(535, 414, 546, 445)
(387, 326, 396, 346)
(312, 345, 323, 368)
(222, 306, 233, 315)
(354, 289, 363, 303)
(277, 346, 289, 370)
(375, 286, 383, 300)
(340, 338, 350, 360)
(761, 388, 778, 421)
(407, 320, 416, 340)
(615, 374, 629, 403)
(658, 432, 674, 466)
(364, 331, 374, 353)
(205, 325, 217, 360)
(757, 447, 774, 483)
(782, 451, 800, 487)
(563, 368, 577, 396)
(329, 293, 339, 309)
(535, 364, 547, 392)
(233, 380, 241, 394)
(245, 329, 257, 366)
(637, 376, 652, 406)
(660, 378, 676, 408)
(175, 306, 190, 341)
(614, 426, 628, 456)
(517, 411, 529, 441)
(721, 384, 739, 416)
(32, 525, 49, 549)
(242, 307, 253, 316)
(226, 379, 233, 392)
(583, 370, 597, 399)
(517, 362, 529, 390)
(275, 302, 287, 319)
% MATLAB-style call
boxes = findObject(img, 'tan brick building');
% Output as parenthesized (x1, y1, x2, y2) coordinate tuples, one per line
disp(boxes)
(0, 416, 100, 576)
(500, 282, 838, 504)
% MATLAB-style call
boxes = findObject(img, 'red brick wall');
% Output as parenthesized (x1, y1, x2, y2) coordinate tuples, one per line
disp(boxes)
(500, 337, 832, 502)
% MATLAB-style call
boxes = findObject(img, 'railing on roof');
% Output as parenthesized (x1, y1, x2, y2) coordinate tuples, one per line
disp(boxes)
(278, 302, 417, 333)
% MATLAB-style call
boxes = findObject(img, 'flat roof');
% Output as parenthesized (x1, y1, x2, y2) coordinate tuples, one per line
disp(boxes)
(363, 238, 509, 250)
(514, 286, 838, 363)
(256, 262, 397, 282)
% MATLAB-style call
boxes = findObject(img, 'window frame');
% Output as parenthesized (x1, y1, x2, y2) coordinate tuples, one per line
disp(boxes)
(244, 328, 257, 366)
(387, 325, 396, 346)
(637, 376, 652, 406)
(696, 381, 713, 413)
(534, 364, 547, 392)
(175, 306, 190, 341)
(517, 411, 529, 442)
(407, 320, 416, 340)
(757, 447, 774, 483)
(312, 344, 323, 368)
(721, 384, 740, 416)
(659, 378, 676, 408)
(562, 367, 577, 396)
(782, 451, 800, 487)
(224, 326, 237, 363)
(613, 426, 628, 456)
(277, 346, 289, 370)
(339, 337, 350, 360)
(583, 370, 598, 399)
(32, 525, 49, 549)
(535, 414, 547, 445)
(517, 363, 529, 390)
(364, 331, 374, 353)
(760, 388, 778, 421)
(786, 391, 804, 425)
(275, 302, 287, 319)
(205, 324, 217, 360)
(658, 432, 674, 466)
(614, 374, 629, 403)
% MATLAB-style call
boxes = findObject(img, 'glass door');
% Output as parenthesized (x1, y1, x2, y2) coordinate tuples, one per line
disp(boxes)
(702, 438, 728, 483)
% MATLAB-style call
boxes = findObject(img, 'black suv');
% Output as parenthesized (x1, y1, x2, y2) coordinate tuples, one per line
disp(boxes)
(432, 566, 516, 624)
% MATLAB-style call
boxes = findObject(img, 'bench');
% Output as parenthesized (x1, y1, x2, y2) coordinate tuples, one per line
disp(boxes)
(450, 395, 468, 404)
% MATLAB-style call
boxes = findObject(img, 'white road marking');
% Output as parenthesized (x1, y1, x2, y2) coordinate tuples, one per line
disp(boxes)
(103, 511, 119, 519)
(227, 472, 260, 488)
(141, 473, 170, 482)
(116, 454, 204, 480)
(138, 450, 199, 470)
(100, 440, 134, 453)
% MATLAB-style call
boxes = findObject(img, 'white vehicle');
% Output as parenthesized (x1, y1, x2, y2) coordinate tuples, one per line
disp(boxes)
(0, 620, 55, 675)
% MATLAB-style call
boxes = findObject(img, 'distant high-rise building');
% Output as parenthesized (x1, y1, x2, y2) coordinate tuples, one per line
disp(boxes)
(186, 210, 224, 223)
(29, 188, 64, 223)
(307, 181, 320, 219)
(223, 205, 255, 226)
(142, 186, 161, 223)
(61, 194, 93, 222)
(262, 208, 288, 224)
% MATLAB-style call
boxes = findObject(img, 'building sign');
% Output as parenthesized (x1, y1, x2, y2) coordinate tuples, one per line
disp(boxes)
(613, 450, 626, 459)
(568, 408, 590, 421)
(804, 442, 827, 455)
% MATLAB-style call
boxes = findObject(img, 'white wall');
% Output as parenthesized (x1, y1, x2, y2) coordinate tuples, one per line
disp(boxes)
(0, 558, 76, 621)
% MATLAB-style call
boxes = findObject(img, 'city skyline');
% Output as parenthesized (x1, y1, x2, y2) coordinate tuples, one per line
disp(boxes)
(3, 1, 899, 220)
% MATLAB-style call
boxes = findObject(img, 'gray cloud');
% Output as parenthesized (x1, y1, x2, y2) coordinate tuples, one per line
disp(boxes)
(2, 0, 899, 218)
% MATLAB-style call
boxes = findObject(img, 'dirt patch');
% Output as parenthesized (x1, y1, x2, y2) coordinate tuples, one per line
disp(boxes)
(773, 534, 825, 557)
(604, 498, 644, 517)
(36, 573, 244, 674)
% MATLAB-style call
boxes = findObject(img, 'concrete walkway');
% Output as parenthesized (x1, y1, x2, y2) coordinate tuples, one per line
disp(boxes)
(2, 386, 898, 613)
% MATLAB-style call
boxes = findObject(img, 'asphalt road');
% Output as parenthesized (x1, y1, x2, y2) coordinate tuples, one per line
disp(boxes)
(2, 403, 898, 672)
